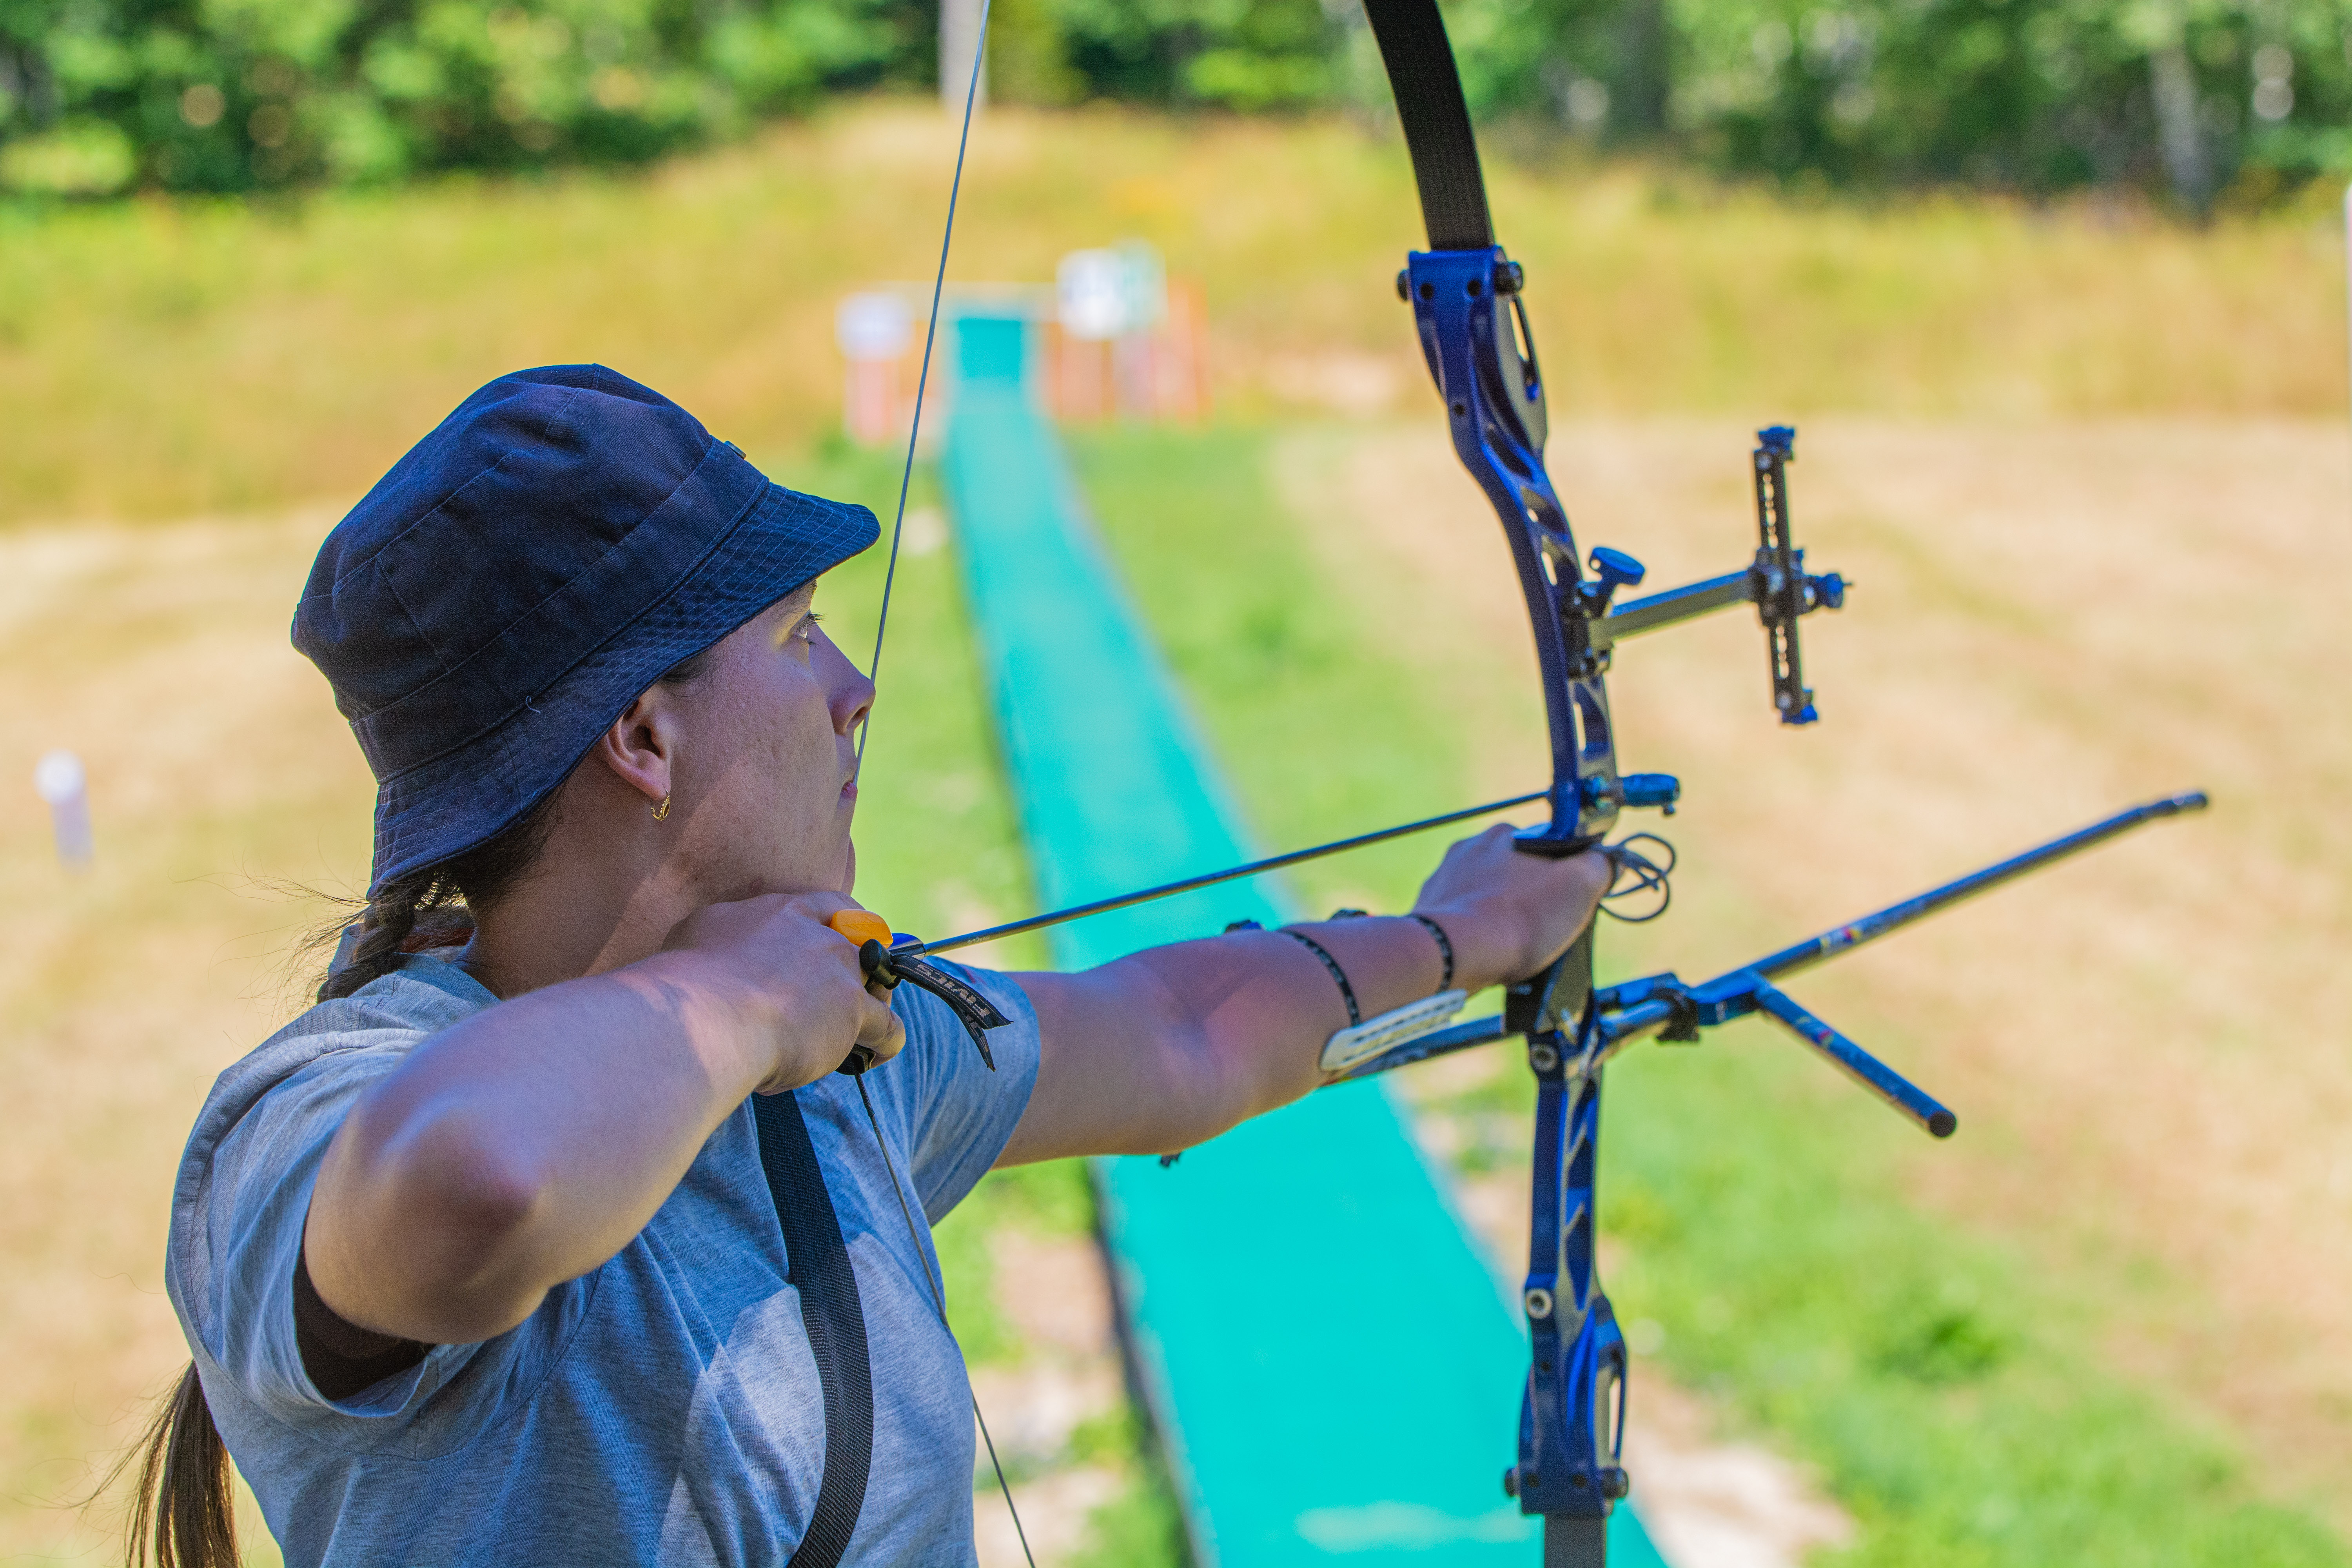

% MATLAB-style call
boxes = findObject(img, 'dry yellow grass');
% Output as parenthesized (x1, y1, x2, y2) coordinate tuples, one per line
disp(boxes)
(0, 511, 350, 1565)
(8, 417, 2340, 1561)
(1275, 413, 2352, 1531)
(3, 100, 2347, 522)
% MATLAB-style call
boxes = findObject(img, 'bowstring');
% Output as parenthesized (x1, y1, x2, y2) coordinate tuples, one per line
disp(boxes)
(846, 18, 1036, 1568)
(855, 0, 996, 777)
(855, 1076, 1036, 1568)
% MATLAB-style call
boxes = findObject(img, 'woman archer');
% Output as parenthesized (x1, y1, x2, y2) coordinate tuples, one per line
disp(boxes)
(133, 364, 1610, 1567)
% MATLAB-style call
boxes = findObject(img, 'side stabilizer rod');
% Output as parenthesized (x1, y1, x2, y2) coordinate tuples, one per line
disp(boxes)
(1749, 978, 1956, 1137)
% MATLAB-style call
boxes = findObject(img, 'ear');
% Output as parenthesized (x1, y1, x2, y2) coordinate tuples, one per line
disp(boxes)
(593, 684, 679, 809)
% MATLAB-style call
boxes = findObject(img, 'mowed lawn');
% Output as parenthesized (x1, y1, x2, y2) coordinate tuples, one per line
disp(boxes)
(3, 98, 2348, 1565)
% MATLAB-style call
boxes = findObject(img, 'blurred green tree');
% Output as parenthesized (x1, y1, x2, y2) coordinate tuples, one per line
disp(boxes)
(1, 0, 2345, 201)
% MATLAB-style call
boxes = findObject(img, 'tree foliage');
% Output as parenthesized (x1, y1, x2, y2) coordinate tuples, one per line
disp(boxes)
(2, 0, 2347, 201)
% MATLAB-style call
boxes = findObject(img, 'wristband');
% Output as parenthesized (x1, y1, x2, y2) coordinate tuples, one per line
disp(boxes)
(1408, 913, 1455, 991)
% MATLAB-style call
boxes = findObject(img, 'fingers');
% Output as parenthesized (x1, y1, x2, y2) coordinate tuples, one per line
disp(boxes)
(1412, 828, 1624, 988)
(668, 889, 913, 1088)
(853, 980, 909, 1067)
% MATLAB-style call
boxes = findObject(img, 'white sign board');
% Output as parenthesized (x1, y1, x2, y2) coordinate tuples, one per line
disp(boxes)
(1057, 242, 1168, 342)
(836, 291, 912, 362)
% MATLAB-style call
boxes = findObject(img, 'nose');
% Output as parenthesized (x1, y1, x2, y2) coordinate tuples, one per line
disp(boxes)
(815, 627, 875, 738)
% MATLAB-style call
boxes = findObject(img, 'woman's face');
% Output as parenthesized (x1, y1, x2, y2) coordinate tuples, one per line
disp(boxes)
(665, 582, 875, 900)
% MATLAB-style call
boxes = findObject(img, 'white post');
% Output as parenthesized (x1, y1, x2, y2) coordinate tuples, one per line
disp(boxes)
(34, 750, 93, 868)
(940, 0, 987, 116)
(2343, 181, 2351, 451)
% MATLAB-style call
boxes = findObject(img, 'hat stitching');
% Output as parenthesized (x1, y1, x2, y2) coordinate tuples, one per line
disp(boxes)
(364, 605, 729, 891)
(351, 437, 764, 763)
(324, 381, 594, 595)
(298, 568, 435, 728)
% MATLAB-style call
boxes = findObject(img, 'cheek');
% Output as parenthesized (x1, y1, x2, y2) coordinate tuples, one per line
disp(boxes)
(753, 663, 843, 784)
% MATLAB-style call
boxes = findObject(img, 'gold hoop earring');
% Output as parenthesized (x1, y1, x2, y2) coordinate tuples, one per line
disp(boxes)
(652, 793, 671, 822)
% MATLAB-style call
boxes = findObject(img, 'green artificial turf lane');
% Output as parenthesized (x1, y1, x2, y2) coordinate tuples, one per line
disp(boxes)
(936, 312, 1665, 1568)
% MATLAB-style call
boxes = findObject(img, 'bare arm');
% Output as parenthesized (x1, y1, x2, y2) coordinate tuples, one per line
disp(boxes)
(998, 825, 1612, 1164)
(303, 893, 902, 1346)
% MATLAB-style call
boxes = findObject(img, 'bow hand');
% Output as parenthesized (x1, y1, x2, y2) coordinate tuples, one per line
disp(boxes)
(1412, 822, 1612, 993)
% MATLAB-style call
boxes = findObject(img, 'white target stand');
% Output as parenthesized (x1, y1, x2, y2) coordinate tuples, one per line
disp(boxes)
(34, 750, 93, 868)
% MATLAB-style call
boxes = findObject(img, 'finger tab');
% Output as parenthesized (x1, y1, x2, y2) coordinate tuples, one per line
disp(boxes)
(828, 909, 893, 947)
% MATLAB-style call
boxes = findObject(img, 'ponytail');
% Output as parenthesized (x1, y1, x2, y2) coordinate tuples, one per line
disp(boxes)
(118, 1365, 236, 1568)
(315, 868, 437, 1002)
(122, 782, 562, 1563)
(314, 788, 565, 1002)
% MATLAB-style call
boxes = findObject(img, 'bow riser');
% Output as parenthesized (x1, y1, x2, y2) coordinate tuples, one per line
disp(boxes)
(1510, 1049, 1626, 1543)
(1405, 247, 1619, 851)
(1406, 238, 1638, 1551)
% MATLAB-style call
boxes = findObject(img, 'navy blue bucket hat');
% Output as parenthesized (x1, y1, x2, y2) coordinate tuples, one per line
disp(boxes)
(294, 365, 879, 894)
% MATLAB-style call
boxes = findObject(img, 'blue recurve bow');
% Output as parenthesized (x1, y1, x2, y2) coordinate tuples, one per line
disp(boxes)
(1331, 3, 2210, 1560)
(853, 9, 2210, 1561)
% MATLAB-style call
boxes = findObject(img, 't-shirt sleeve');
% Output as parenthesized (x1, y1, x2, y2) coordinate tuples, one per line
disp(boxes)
(169, 1016, 593, 1453)
(869, 961, 1041, 1223)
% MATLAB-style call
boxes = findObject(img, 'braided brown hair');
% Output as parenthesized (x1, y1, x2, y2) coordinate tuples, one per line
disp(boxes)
(314, 793, 563, 1002)
(112, 796, 559, 1568)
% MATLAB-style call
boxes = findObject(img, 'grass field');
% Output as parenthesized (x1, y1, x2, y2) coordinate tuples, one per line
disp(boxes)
(3, 100, 2347, 523)
(3, 96, 2348, 1567)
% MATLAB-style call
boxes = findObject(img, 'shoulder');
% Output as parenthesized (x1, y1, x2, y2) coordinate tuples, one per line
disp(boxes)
(187, 956, 497, 1167)
(169, 958, 499, 1328)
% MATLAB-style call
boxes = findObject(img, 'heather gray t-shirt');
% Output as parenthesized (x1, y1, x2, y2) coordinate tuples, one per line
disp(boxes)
(166, 951, 1040, 1568)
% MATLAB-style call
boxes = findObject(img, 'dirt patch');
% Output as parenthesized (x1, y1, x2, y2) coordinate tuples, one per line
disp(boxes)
(970, 1229, 1129, 1567)
(0, 510, 353, 1565)
(1622, 1378, 1854, 1568)
(1276, 415, 2352, 1531)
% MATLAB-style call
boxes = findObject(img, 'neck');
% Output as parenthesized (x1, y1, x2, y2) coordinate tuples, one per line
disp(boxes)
(463, 815, 685, 999)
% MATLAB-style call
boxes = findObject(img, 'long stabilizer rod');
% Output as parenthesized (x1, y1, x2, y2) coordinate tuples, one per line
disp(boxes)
(1335, 790, 2210, 1087)
(1740, 790, 2209, 987)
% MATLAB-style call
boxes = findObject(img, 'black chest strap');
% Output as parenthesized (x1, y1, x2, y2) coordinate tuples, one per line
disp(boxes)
(753, 1090, 875, 1568)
